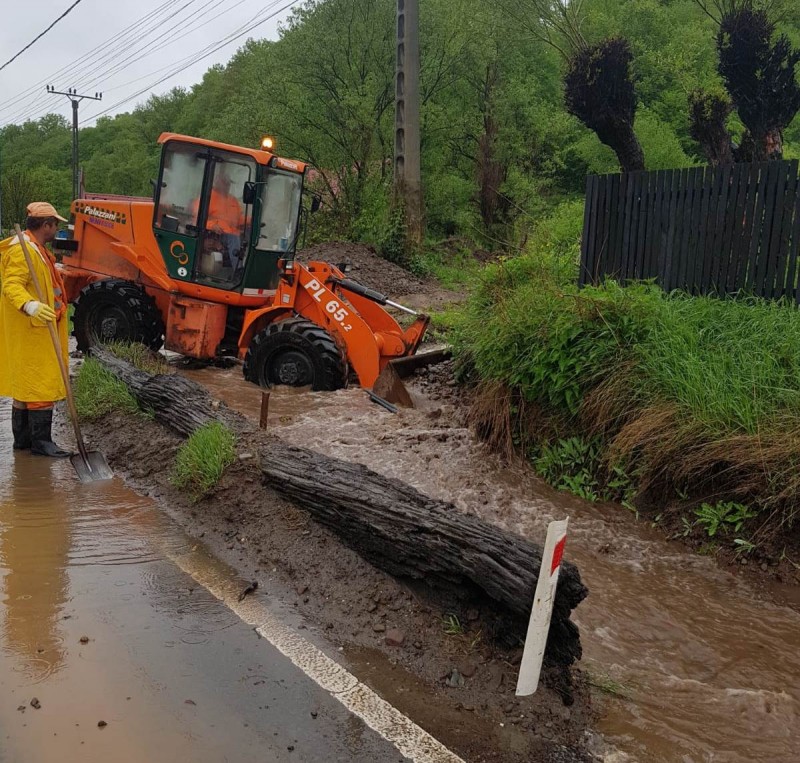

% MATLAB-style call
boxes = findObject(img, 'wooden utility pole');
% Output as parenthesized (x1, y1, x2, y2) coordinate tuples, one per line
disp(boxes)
(395, 0, 424, 246)
(46, 86, 102, 201)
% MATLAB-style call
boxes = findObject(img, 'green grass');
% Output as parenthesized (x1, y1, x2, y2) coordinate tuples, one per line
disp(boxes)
(74, 358, 139, 419)
(426, 306, 464, 343)
(106, 341, 171, 375)
(171, 422, 237, 499)
(409, 243, 485, 289)
(458, 262, 800, 537)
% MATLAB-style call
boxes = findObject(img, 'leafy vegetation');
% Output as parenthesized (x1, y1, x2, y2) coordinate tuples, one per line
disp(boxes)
(694, 501, 758, 537)
(1, 0, 797, 244)
(172, 422, 237, 499)
(74, 358, 140, 419)
(460, 247, 800, 537)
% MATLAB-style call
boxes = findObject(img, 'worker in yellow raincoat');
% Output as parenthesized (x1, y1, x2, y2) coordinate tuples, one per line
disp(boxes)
(0, 202, 71, 457)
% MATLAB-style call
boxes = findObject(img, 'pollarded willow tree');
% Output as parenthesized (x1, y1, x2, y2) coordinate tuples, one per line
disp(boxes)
(687, 89, 734, 165)
(505, 0, 645, 172)
(695, 0, 800, 161)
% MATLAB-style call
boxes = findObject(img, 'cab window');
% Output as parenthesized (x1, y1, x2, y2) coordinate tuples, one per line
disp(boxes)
(257, 171, 303, 252)
(155, 143, 205, 235)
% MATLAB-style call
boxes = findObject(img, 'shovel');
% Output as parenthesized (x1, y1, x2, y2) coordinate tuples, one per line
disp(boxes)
(14, 224, 113, 482)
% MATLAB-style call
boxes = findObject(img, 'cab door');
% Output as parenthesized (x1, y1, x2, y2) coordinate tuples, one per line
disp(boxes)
(153, 141, 207, 281)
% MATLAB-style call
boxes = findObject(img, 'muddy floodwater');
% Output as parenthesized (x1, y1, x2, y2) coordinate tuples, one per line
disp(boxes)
(0, 403, 416, 763)
(183, 365, 800, 763)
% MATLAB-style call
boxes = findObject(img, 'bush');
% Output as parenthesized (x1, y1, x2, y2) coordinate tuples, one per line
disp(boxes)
(75, 358, 139, 419)
(172, 422, 236, 499)
(460, 272, 800, 535)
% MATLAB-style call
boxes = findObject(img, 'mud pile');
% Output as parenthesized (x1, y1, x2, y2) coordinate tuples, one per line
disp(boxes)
(298, 241, 427, 296)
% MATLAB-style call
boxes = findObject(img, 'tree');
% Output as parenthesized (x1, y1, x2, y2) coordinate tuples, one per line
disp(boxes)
(507, 1, 645, 172)
(688, 89, 734, 165)
(1, 169, 47, 229)
(563, 38, 645, 172)
(696, 0, 800, 161)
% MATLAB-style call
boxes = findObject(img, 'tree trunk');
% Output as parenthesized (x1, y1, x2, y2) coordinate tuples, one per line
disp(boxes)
(597, 119, 645, 173)
(89, 348, 588, 674)
(477, 64, 507, 228)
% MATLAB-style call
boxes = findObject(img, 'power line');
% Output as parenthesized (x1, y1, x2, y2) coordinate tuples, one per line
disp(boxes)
(70, 0, 234, 94)
(97, 0, 255, 95)
(67, 0, 206, 93)
(0, 0, 86, 74)
(81, 0, 298, 125)
(0, 0, 183, 123)
(2, 0, 258, 128)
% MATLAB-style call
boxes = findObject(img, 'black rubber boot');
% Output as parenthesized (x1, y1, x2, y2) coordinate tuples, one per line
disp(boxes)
(12, 407, 31, 450)
(29, 409, 71, 458)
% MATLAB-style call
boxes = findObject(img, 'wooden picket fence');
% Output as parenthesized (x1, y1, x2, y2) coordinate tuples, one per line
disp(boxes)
(580, 160, 800, 301)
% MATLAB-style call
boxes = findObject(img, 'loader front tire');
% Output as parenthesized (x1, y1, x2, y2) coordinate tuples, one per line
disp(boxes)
(243, 318, 347, 391)
(73, 279, 165, 352)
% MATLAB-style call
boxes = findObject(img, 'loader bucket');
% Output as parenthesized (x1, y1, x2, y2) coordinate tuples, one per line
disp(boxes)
(372, 346, 452, 408)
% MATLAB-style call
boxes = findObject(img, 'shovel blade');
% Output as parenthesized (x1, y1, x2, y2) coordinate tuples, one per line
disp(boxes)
(373, 362, 414, 408)
(71, 451, 114, 483)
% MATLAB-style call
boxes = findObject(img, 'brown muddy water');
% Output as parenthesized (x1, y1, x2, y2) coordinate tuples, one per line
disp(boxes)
(183, 366, 800, 763)
(0, 403, 426, 763)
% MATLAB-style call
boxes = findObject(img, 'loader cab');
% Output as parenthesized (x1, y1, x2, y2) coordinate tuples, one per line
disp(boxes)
(152, 137, 304, 293)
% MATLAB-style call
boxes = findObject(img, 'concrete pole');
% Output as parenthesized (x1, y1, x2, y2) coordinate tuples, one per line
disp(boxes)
(71, 98, 79, 202)
(46, 87, 102, 201)
(395, 0, 424, 246)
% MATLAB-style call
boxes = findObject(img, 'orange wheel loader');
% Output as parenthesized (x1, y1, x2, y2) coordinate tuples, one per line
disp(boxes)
(55, 133, 428, 391)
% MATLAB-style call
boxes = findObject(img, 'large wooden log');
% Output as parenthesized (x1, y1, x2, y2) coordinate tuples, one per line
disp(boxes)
(260, 444, 587, 670)
(89, 348, 588, 672)
(91, 348, 233, 437)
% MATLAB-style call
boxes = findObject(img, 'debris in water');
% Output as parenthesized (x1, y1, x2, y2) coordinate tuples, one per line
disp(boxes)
(30, 698, 41, 710)
(97, 720, 107, 728)
(185, 699, 196, 706)
(238, 580, 259, 601)
(79, 636, 89, 644)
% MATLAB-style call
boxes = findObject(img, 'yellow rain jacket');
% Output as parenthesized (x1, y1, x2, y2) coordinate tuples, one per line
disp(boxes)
(0, 233, 68, 402)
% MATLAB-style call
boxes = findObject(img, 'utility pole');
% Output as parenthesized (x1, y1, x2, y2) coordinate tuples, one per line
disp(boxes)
(395, 0, 423, 247)
(46, 86, 102, 201)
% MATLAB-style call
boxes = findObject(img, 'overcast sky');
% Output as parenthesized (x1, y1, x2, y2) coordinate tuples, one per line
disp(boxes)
(0, 0, 296, 129)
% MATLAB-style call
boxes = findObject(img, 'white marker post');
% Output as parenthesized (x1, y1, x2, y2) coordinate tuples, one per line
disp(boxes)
(515, 518, 569, 697)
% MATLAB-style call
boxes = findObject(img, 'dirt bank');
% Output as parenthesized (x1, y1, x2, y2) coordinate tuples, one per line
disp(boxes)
(298, 241, 427, 296)
(78, 408, 595, 763)
(297, 241, 464, 316)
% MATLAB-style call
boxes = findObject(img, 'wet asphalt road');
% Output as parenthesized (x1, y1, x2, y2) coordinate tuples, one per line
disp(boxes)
(0, 401, 411, 763)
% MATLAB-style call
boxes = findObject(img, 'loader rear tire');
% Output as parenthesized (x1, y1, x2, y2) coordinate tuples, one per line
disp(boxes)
(73, 279, 165, 352)
(243, 318, 347, 391)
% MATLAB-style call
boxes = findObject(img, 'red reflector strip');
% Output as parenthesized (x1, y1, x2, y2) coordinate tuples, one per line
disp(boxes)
(550, 535, 567, 576)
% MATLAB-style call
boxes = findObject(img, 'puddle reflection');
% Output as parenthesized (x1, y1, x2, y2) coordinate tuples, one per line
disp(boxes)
(0, 454, 70, 682)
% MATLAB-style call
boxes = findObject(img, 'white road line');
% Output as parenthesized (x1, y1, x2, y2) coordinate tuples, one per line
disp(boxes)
(168, 547, 466, 763)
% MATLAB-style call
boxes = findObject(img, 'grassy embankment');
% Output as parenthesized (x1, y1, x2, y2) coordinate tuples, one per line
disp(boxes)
(74, 343, 236, 498)
(452, 201, 800, 552)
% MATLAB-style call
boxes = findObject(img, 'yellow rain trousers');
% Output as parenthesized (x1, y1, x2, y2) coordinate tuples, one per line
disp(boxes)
(0, 234, 68, 403)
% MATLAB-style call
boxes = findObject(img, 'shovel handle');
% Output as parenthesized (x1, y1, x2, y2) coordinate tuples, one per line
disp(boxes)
(13, 224, 91, 468)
